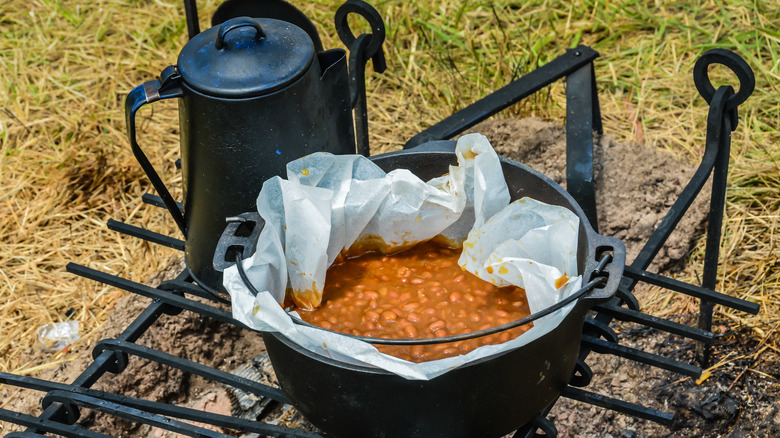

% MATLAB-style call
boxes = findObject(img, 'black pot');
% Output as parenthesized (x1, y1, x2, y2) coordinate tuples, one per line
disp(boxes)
(218, 141, 625, 438)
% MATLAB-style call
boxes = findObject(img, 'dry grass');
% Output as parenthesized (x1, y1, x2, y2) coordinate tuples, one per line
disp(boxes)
(0, 0, 777, 379)
(0, 0, 189, 373)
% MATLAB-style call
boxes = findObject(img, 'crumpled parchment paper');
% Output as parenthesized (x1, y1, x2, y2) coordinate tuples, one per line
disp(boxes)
(223, 133, 582, 380)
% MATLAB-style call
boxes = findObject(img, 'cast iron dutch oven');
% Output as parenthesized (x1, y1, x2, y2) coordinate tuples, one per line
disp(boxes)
(215, 141, 625, 438)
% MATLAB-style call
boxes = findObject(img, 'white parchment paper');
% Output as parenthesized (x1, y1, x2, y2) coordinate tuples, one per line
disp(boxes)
(223, 133, 582, 380)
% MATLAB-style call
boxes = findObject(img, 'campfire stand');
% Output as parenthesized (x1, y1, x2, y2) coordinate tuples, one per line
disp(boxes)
(0, 2, 761, 437)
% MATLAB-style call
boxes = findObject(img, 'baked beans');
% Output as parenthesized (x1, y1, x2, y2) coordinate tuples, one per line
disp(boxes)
(295, 241, 534, 362)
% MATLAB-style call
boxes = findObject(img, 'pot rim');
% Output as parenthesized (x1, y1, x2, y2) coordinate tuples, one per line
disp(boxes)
(259, 145, 625, 376)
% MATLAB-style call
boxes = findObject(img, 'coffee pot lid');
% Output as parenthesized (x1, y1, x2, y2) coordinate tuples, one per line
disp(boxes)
(177, 17, 314, 98)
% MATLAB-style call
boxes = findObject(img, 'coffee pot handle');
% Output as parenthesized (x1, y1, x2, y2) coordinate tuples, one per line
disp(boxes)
(125, 66, 187, 236)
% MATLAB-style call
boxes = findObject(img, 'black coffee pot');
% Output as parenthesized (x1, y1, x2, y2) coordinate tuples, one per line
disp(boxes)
(125, 2, 385, 292)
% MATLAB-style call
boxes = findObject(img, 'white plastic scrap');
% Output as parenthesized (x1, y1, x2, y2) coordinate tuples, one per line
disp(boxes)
(36, 321, 80, 353)
(223, 133, 582, 380)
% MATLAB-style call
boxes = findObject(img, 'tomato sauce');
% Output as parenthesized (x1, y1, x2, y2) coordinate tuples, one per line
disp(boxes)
(294, 241, 533, 362)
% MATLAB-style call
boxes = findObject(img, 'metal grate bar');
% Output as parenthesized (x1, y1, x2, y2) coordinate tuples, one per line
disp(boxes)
(593, 302, 715, 343)
(67, 263, 243, 329)
(583, 318, 618, 343)
(0, 408, 112, 438)
(565, 62, 600, 229)
(28, 273, 192, 429)
(512, 413, 558, 438)
(107, 219, 184, 250)
(141, 193, 183, 210)
(581, 335, 701, 377)
(182, 0, 199, 38)
(6, 433, 53, 437)
(0, 373, 320, 437)
(159, 279, 231, 305)
(623, 266, 759, 314)
(561, 386, 674, 425)
(93, 339, 289, 403)
(404, 46, 599, 148)
(43, 391, 231, 438)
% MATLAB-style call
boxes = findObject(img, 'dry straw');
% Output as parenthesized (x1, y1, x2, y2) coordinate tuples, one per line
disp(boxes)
(0, 0, 777, 380)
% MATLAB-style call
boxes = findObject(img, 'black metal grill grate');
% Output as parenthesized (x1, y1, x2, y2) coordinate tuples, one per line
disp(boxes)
(0, 6, 760, 435)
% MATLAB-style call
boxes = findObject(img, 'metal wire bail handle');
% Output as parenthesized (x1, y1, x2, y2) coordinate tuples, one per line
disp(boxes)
(235, 251, 612, 346)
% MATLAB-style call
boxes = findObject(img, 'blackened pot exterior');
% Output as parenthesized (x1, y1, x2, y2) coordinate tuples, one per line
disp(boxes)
(263, 302, 586, 438)
(259, 146, 625, 438)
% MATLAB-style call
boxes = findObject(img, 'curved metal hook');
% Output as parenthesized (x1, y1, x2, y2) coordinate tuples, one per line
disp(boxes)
(335, 0, 387, 72)
(335, 0, 387, 73)
(693, 48, 754, 112)
(334, 0, 388, 156)
(92, 339, 130, 374)
(569, 358, 594, 387)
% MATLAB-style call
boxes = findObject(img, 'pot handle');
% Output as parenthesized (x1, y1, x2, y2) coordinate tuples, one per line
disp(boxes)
(581, 234, 625, 304)
(212, 212, 265, 273)
(125, 66, 186, 236)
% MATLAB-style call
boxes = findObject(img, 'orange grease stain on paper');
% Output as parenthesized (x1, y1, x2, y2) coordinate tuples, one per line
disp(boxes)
(291, 286, 321, 310)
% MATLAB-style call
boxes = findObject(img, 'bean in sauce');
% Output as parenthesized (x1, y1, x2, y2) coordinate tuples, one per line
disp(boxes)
(295, 241, 534, 362)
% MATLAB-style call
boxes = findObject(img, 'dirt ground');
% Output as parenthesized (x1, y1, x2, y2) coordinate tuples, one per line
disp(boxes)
(1, 118, 776, 437)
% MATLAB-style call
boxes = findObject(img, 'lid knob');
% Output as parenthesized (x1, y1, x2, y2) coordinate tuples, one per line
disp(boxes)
(215, 17, 266, 50)
(177, 17, 315, 98)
